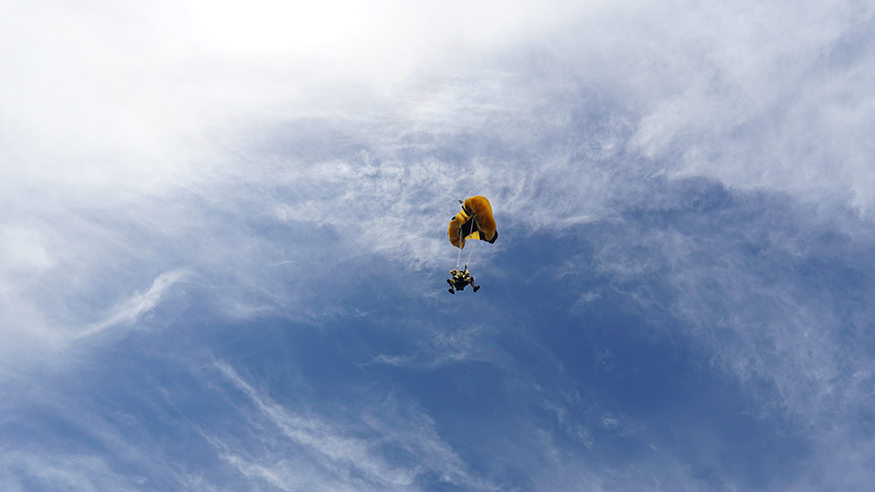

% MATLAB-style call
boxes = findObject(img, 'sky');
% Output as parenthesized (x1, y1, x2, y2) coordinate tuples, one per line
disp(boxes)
(2, 0, 875, 490)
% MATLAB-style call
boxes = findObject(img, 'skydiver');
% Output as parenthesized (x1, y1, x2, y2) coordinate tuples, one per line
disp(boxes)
(447, 269, 480, 294)
(447, 270, 461, 294)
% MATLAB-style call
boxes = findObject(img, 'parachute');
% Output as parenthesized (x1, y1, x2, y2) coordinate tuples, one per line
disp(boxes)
(446, 196, 498, 294)
(448, 196, 498, 249)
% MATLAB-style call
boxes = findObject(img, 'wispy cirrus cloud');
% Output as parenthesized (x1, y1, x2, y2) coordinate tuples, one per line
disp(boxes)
(205, 360, 497, 492)
(568, 178, 875, 488)
(76, 270, 189, 339)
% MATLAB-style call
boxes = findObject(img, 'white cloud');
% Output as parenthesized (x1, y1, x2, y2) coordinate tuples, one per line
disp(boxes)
(0, 227, 54, 274)
(185, 0, 599, 85)
(579, 183, 875, 487)
(208, 360, 497, 491)
(77, 270, 188, 339)
(0, 450, 142, 492)
(374, 322, 502, 369)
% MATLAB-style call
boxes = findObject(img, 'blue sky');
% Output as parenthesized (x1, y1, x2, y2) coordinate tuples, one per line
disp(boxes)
(2, 0, 875, 490)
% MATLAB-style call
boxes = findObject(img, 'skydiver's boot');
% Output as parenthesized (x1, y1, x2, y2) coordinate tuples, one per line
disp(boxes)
(473, 285, 480, 292)
(448, 288, 455, 294)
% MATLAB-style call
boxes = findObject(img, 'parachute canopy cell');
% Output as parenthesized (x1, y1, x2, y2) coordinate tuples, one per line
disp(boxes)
(448, 196, 498, 249)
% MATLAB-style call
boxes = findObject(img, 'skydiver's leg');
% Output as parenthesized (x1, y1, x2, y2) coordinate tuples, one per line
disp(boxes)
(471, 279, 480, 292)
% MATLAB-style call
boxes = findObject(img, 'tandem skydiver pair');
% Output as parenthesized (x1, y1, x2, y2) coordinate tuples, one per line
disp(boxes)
(447, 269, 479, 294)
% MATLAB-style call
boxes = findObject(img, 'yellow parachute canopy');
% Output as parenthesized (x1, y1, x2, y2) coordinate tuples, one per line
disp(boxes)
(448, 196, 498, 249)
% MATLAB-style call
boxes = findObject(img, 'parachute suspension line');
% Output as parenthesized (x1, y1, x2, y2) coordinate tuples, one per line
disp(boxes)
(464, 245, 474, 271)
(455, 225, 464, 270)
(456, 243, 463, 270)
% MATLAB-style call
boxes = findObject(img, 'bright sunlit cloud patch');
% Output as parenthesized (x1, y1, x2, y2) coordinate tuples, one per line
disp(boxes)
(185, 0, 594, 83)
